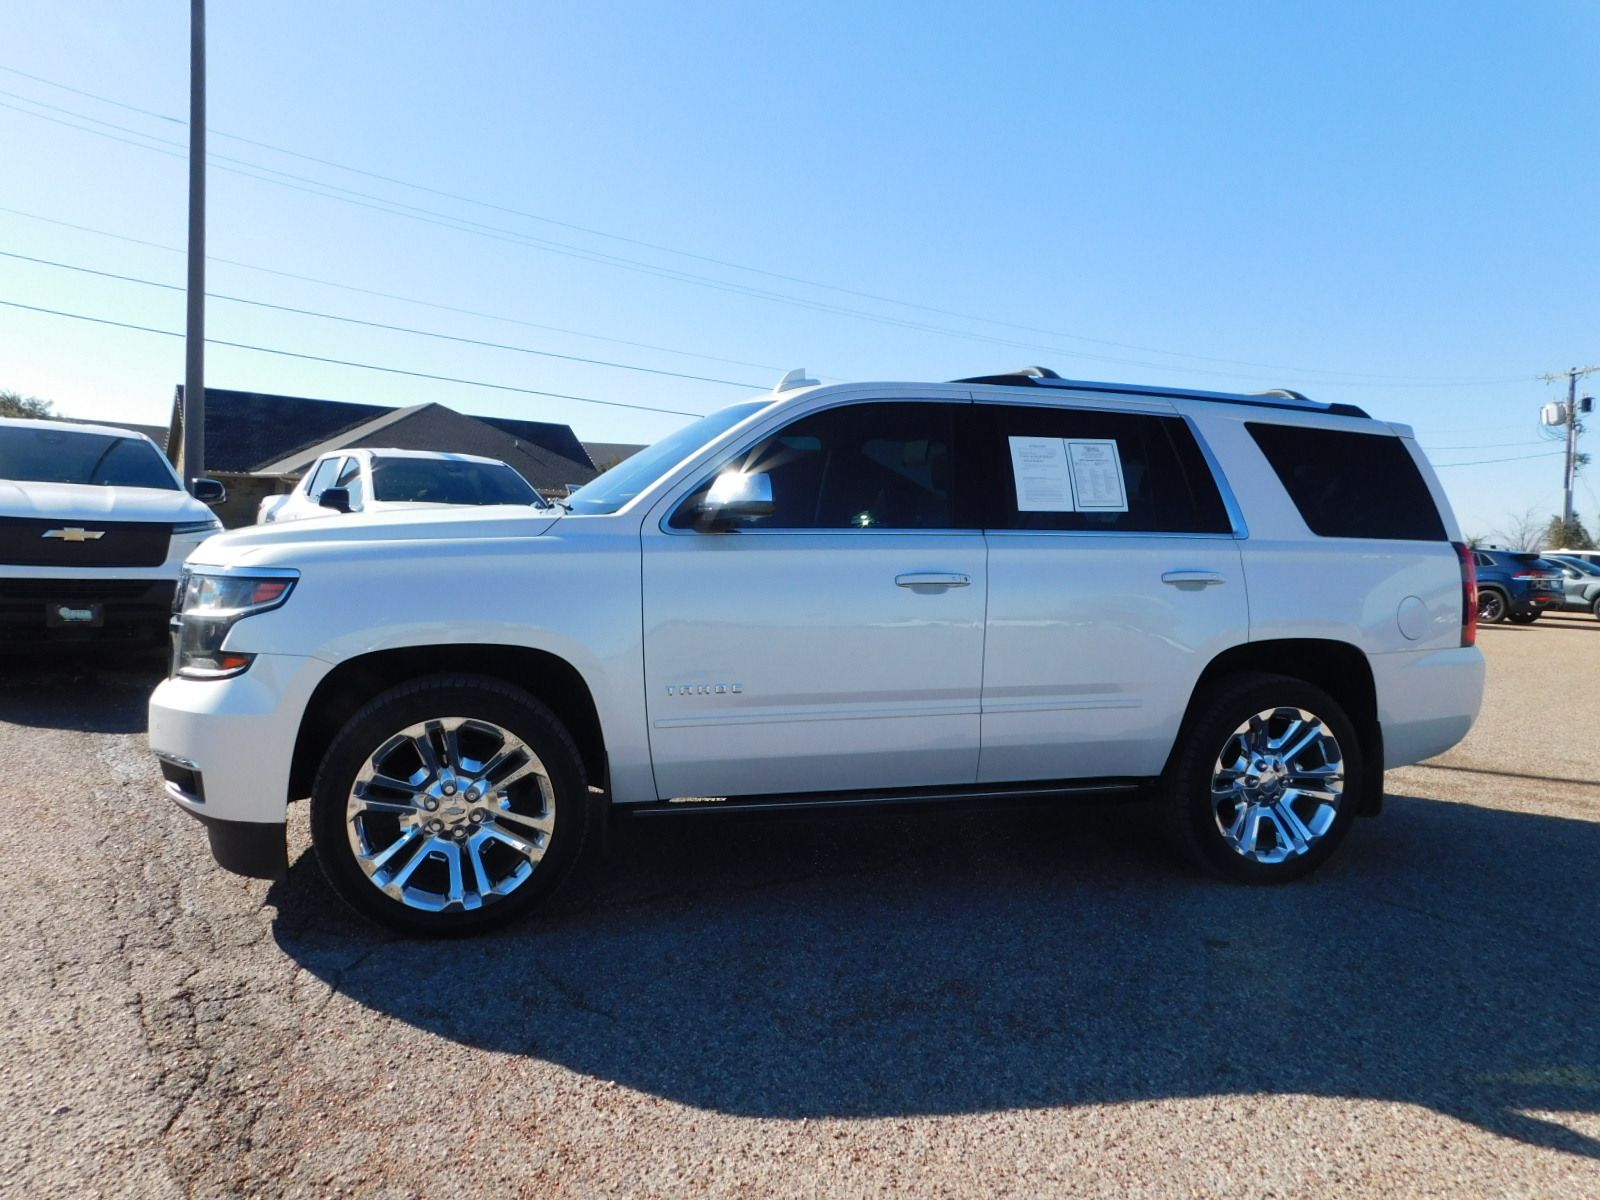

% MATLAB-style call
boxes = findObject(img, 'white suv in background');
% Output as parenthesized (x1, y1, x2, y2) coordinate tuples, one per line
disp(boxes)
(0, 417, 223, 648)
(150, 368, 1484, 935)
(257, 448, 547, 524)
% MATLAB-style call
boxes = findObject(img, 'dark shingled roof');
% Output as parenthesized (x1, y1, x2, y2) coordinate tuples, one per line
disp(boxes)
(171, 387, 596, 483)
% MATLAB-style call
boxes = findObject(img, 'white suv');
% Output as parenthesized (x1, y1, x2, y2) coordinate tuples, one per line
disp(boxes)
(149, 369, 1485, 935)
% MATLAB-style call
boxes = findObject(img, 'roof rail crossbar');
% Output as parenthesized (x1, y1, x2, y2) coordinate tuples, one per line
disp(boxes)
(949, 371, 1369, 419)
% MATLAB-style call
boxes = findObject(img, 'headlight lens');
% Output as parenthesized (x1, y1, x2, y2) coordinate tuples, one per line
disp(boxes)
(171, 569, 298, 679)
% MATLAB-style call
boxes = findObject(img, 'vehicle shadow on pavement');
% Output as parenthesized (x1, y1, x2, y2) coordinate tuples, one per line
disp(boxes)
(0, 655, 165, 732)
(271, 795, 1600, 1157)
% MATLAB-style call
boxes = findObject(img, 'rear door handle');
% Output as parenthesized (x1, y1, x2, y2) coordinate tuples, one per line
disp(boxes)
(1161, 570, 1226, 587)
(896, 572, 971, 589)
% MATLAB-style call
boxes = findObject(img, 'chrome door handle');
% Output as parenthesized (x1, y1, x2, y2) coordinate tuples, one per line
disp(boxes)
(1161, 570, 1226, 587)
(896, 572, 971, 589)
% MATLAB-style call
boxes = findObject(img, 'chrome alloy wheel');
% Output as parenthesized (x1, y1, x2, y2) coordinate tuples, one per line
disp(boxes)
(1210, 707, 1344, 865)
(345, 717, 555, 912)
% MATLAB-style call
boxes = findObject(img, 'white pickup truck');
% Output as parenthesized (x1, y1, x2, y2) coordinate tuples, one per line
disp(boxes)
(149, 370, 1484, 935)
(258, 447, 548, 524)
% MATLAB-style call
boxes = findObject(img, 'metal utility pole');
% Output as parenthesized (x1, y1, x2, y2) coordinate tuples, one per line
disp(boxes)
(1540, 366, 1600, 533)
(181, 0, 206, 489)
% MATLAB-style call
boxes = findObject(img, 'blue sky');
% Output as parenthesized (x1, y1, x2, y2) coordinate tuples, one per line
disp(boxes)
(2, 1, 1597, 536)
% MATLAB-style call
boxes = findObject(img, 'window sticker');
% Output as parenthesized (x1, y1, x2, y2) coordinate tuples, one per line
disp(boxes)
(1008, 436, 1130, 513)
(1066, 439, 1128, 511)
(1008, 436, 1075, 512)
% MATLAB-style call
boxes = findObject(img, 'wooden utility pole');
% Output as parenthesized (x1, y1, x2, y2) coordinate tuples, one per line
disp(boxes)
(182, 0, 206, 488)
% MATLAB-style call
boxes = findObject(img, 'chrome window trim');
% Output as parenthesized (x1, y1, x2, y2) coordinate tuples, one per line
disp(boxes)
(1181, 413, 1249, 539)
(982, 528, 1239, 541)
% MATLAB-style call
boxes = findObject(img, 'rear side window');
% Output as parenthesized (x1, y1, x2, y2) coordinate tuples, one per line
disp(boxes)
(983, 404, 1232, 534)
(1247, 423, 1446, 541)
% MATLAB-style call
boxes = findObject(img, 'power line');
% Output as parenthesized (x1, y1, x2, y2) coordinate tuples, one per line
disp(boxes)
(0, 76, 1537, 389)
(1421, 438, 1553, 451)
(0, 298, 709, 419)
(0, 204, 792, 375)
(1433, 450, 1566, 468)
(0, 62, 1532, 384)
(0, 249, 766, 389)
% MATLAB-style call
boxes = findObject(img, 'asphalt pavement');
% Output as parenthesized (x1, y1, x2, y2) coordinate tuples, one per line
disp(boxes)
(2, 620, 1598, 1198)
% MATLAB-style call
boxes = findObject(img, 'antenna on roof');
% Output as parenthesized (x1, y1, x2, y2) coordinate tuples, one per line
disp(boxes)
(774, 368, 819, 393)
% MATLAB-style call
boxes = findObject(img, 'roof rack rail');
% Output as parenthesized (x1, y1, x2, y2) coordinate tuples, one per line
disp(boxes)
(949, 370, 1369, 420)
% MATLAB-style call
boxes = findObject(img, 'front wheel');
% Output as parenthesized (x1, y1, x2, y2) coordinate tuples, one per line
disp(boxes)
(310, 674, 594, 936)
(1163, 673, 1362, 883)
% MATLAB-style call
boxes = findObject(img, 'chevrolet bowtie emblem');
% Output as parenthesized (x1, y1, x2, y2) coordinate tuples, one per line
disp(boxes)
(42, 528, 106, 542)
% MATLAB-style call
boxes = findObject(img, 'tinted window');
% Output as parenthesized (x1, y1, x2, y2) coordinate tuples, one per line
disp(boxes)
(672, 402, 975, 531)
(1248, 423, 1446, 541)
(983, 405, 1231, 534)
(567, 400, 770, 516)
(369, 457, 539, 505)
(0, 427, 178, 490)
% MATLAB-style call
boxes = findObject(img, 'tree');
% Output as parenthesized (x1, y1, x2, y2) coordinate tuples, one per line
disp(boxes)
(1542, 515, 1595, 550)
(1493, 506, 1546, 551)
(0, 389, 53, 419)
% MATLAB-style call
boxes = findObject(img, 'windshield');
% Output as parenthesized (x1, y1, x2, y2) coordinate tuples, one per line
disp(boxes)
(369, 457, 543, 506)
(564, 400, 771, 515)
(0, 426, 179, 489)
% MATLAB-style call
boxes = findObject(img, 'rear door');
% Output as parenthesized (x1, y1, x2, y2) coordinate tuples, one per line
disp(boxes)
(975, 396, 1248, 783)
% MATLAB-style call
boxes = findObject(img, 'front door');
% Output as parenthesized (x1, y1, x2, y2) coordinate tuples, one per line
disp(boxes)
(641, 399, 986, 799)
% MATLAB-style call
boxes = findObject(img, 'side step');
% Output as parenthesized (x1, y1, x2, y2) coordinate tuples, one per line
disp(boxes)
(618, 778, 1147, 819)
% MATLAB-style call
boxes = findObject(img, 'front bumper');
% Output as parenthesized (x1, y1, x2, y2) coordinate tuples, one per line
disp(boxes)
(0, 578, 176, 645)
(149, 651, 329, 876)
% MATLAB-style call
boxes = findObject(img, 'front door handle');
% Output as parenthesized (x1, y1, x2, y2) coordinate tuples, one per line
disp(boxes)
(1161, 570, 1226, 587)
(896, 572, 971, 589)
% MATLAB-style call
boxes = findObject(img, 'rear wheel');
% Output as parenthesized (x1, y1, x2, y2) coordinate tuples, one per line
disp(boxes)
(1477, 589, 1508, 624)
(1163, 673, 1362, 883)
(309, 674, 594, 936)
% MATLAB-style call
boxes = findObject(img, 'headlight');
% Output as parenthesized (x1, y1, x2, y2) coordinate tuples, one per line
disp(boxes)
(171, 568, 298, 679)
(172, 518, 225, 537)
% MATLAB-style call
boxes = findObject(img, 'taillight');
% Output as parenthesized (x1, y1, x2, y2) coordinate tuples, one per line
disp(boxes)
(1454, 542, 1477, 647)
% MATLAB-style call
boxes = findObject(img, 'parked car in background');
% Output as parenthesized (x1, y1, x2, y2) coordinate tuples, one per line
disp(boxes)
(257, 448, 548, 524)
(1471, 548, 1564, 624)
(1546, 553, 1600, 618)
(0, 417, 223, 647)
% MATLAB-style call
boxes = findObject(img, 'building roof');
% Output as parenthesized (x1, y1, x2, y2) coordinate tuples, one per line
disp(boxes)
(254, 402, 597, 489)
(582, 441, 649, 470)
(170, 387, 596, 488)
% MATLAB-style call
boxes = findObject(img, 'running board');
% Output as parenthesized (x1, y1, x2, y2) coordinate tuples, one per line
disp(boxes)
(620, 778, 1147, 818)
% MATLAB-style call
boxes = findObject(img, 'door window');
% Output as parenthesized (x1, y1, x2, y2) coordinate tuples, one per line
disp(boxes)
(336, 457, 365, 510)
(671, 402, 977, 530)
(983, 404, 1232, 534)
(304, 457, 341, 498)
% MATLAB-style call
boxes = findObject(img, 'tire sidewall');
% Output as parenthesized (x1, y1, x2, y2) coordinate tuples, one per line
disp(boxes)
(1169, 675, 1363, 884)
(310, 675, 591, 936)
(1478, 589, 1507, 623)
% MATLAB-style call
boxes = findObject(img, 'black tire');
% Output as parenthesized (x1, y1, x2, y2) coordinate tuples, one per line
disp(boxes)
(1507, 611, 1539, 625)
(1477, 589, 1508, 624)
(1162, 672, 1363, 884)
(310, 673, 594, 936)
(1591, 595, 1600, 621)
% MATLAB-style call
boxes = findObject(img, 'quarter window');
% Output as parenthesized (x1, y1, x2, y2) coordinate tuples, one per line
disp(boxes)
(983, 404, 1232, 534)
(1247, 423, 1446, 541)
(671, 402, 976, 531)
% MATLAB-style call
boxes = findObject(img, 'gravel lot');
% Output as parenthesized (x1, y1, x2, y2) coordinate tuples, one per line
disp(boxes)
(3, 620, 1599, 1198)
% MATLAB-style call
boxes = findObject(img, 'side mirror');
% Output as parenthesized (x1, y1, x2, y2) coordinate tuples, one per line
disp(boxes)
(318, 486, 352, 514)
(697, 471, 774, 526)
(191, 478, 227, 504)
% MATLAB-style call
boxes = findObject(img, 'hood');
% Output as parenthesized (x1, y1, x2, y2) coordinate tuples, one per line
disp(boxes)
(193, 504, 565, 563)
(0, 480, 212, 523)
